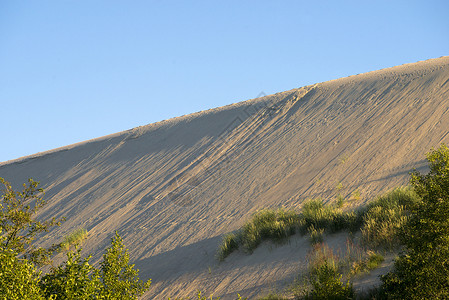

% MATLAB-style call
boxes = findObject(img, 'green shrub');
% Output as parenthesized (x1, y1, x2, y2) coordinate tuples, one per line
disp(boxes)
(365, 186, 419, 211)
(240, 209, 299, 252)
(0, 246, 44, 300)
(304, 244, 354, 300)
(361, 205, 407, 249)
(382, 144, 449, 299)
(40, 248, 101, 299)
(41, 231, 151, 300)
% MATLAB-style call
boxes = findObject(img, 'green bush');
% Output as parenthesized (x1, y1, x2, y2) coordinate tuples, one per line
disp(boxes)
(308, 225, 324, 245)
(365, 186, 419, 211)
(40, 248, 101, 299)
(0, 246, 44, 300)
(100, 232, 151, 299)
(304, 244, 354, 300)
(240, 209, 299, 252)
(41, 232, 151, 300)
(382, 144, 449, 299)
(361, 205, 407, 249)
(1, 178, 150, 299)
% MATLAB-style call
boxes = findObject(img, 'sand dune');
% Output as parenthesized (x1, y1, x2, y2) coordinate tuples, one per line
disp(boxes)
(1, 56, 449, 298)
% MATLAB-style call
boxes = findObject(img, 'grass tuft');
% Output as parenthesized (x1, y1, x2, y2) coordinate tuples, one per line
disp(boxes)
(300, 198, 360, 235)
(218, 209, 299, 260)
(350, 250, 384, 276)
(360, 186, 419, 249)
(218, 233, 239, 261)
(60, 227, 88, 251)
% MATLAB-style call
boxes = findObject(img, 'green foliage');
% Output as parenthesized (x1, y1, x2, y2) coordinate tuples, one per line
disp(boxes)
(307, 225, 324, 245)
(382, 144, 449, 299)
(40, 248, 101, 299)
(361, 205, 407, 249)
(218, 233, 239, 261)
(218, 209, 299, 260)
(60, 227, 88, 251)
(351, 190, 361, 202)
(0, 244, 45, 300)
(1, 178, 150, 299)
(304, 244, 354, 300)
(240, 209, 299, 252)
(336, 194, 345, 208)
(365, 186, 419, 211)
(349, 250, 384, 277)
(360, 187, 419, 249)
(300, 199, 359, 234)
(41, 232, 151, 299)
(0, 178, 63, 265)
(100, 232, 151, 299)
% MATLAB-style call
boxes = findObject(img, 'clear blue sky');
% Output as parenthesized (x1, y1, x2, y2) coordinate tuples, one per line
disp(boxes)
(1, 1, 448, 162)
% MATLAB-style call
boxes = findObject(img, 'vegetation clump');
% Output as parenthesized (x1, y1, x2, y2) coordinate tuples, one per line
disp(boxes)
(60, 227, 88, 251)
(218, 209, 299, 261)
(0, 177, 150, 299)
(349, 250, 384, 277)
(382, 144, 449, 299)
(360, 186, 419, 249)
(303, 244, 354, 300)
(299, 198, 359, 234)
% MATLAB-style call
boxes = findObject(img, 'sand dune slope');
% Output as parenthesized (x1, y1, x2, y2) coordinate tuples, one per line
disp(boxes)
(1, 56, 449, 298)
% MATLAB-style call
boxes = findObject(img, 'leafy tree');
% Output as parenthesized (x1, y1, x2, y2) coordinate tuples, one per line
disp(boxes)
(40, 248, 101, 299)
(40, 232, 151, 300)
(0, 177, 63, 265)
(1, 178, 150, 299)
(382, 144, 449, 299)
(99, 232, 151, 299)
(0, 232, 45, 300)
(0, 177, 61, 299)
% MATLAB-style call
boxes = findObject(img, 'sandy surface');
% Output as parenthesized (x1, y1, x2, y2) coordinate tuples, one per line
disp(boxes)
(1, 56, 449, 298)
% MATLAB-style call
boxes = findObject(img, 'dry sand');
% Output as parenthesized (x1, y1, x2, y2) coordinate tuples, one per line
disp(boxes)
(1, 56, 449, 298)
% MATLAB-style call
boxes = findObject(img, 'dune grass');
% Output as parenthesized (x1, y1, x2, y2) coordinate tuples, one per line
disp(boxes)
(218, 209, 299, 261)
(218, 186, 420, 262)
(350, 250, 384, 276)
(60, 227, 88, 251)
(301, 243, 354, 300)
(360, 186, 420, 249)
(299, 198, 360, 234)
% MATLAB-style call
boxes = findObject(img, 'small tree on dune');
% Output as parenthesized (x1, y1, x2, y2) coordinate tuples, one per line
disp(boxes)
(382, 144, 449, 299)
(1, 177, 150, 299)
